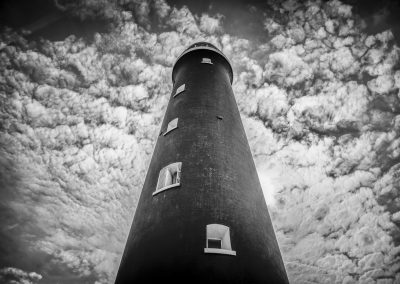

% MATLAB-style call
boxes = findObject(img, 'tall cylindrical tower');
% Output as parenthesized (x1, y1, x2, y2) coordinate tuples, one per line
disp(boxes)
(115, 42, 289, 283)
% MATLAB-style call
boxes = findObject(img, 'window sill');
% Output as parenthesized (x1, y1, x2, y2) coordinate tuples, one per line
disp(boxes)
(173, 91, 184, 98)
(163, 127, 177, 136)
(204, 248, 236, 256)
(153, 183, 180, 196)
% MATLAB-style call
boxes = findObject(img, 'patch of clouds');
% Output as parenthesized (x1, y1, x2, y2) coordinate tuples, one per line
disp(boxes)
(288, 81, 370, 134)
(165, 6, 201, 37)
(0, 267, 42, 284)
(53, 0, 171, 28)
(199, 14, 223, 34)
(368, 74, 396, 94)
(264, 49, 313, 87)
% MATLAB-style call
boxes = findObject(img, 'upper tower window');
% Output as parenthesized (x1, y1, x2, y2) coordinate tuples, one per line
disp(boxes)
(174, 84, 185, 97)
(153, 162, 182, 196)
(201, 58, 213, 64)
(164, 118, 178, 136)
(204, 224, 236, 256)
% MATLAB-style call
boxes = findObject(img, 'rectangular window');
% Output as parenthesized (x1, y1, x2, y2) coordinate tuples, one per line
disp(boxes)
(153, 162, 182, 196)
(207, 239, 222, 249)
(170, 169, 178, 184)
(163, 118, 178, 136)
(204, 224, 236, 256)
(174, 84, 185, 97)
(201, 58, 213, 64)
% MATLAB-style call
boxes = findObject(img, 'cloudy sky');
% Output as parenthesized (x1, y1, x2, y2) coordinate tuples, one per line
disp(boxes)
(1, 0, 400, 283)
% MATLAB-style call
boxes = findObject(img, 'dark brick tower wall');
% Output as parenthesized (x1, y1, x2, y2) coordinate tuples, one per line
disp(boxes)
(115, 42, 289, 284)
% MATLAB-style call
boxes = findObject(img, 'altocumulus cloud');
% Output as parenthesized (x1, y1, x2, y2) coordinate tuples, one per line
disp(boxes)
(0, 0, 400, 283)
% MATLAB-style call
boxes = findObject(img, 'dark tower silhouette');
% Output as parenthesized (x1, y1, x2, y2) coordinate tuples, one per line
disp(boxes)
(115, 42, 289, 284)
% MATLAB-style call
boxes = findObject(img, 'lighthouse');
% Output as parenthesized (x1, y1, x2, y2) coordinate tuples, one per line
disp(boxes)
(115, 42, 289, 283)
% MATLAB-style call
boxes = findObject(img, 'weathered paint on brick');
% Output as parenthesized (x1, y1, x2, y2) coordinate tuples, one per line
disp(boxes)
(115, 42, 289, 284)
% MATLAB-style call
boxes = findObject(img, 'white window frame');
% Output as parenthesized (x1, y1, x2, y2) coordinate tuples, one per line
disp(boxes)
(201, 58, 213, 64)
(153, 162, 182, 196)
(163, 118, 178, 136)
(204, 224, 236, 256)
(174, 84, 185, 97)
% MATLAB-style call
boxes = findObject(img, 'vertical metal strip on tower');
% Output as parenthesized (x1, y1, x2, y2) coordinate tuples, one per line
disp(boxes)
(115, 42, 289, 284)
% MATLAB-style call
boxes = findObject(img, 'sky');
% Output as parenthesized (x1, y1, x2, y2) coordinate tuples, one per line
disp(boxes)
(0, 0, 400, 283)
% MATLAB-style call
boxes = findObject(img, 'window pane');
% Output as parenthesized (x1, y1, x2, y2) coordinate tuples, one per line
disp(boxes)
(171, 171, 178, 184)
(201, 58, 212, 64)
(164, 118, 178, 135)
(206, 224, 232, 250)
(168, 118, 178, 130)
(204, 224, 236, 255)
(174, 84, 185, 97)
(208, 239, 222, 249)
(154, 162, 182, 195)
